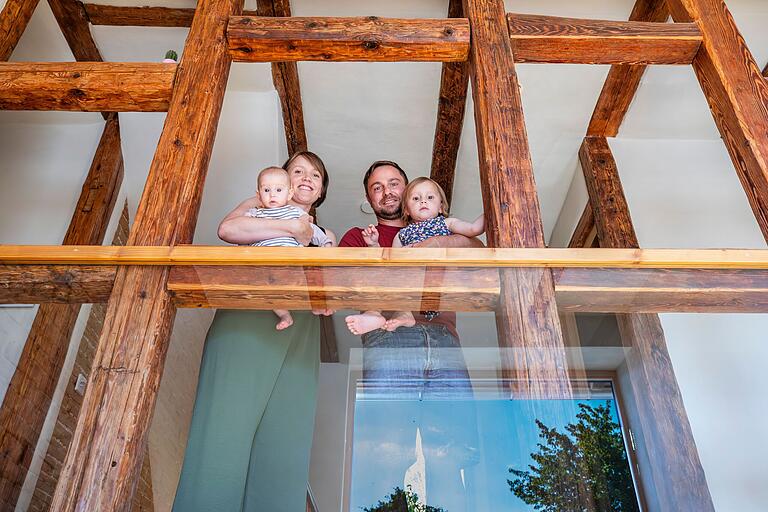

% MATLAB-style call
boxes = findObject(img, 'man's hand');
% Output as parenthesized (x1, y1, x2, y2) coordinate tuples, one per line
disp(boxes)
(411, 234, 485, 248)
(361, 224, 380, 247)
(291, 216, 314, 246)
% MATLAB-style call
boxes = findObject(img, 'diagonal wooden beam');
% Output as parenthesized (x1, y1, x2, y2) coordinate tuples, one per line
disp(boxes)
(256, 1, 307, 157)
(49, 0, 241, 506)
(579, 136, 715, 511)
(587, 0, 668, 136)
(0, 0, 40, 60)
(507, 13, 701, 65)
(47, 0, 101, 61)
(0, 115, 123, 510)
(463, 0, 571, 398)
(763, 61, 767, 77)
(568, 203, 598, 249)
(429, 0, 467, 205)
(228, 16, 470, 62)
(665, 0, 768, 243)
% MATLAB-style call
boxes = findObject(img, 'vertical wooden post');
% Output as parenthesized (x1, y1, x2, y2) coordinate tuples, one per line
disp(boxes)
(0, 0, 40, 60)
(0, 115, 123, 510)
(429, 0, 468, 204)
(49, 0, 242, 508)
(666, 0, 768, 243)
(580, 136, 715, 511)
(463, 0, 570, 398)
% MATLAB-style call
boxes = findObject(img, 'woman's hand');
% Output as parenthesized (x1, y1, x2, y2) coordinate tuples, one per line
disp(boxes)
(292, 216, 314, 246)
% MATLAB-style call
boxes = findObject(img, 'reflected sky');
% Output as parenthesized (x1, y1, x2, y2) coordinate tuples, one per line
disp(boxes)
(349, 380, 628, 511)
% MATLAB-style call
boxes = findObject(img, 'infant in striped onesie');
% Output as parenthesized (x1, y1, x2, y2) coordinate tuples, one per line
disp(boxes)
(245, 166, 331, 329)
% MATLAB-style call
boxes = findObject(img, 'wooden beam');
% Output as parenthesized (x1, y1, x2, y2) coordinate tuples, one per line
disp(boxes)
(763, 61, 767, 77)
(0, 0, 40, 60)
(82, 4, 258, 26)
(463, 0, 570, 398)
(568, 203, 598, 249)
(0, 62, 176, 112)
(2, 246, 768, 269)
(507, 13, 700, 65)
(2, 263, 768, 314)
(579, 135, 715, 510)
(49, 0, 240, 507)
(429, 0, 467, 205)
(228, 16, 470, 62)
(0, 115, 123, 509)
(665, 0, 768, 243)
(256, 1, 307, 172)
(587, 0, 668, 136)
(556, 267, 768, 313)
(47, 0, 101, 61)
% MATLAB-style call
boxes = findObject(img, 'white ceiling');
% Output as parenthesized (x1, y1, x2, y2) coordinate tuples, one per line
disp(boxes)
(10, 0, 768, 245)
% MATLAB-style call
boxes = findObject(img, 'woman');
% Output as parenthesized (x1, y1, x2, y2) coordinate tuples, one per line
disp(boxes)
(173, 152, 334, 512)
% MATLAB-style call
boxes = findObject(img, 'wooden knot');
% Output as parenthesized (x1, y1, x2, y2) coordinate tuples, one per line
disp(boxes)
(138, 290, 147, 298)
(306, 21, 319, 28)
(236, 46, 253, 54)
(444, 27, 455, 36)
(72, 72, 81, 78)
(363, 40, 379, 50)
(173, 138, 183, 147)
(367, 16, 378, 21)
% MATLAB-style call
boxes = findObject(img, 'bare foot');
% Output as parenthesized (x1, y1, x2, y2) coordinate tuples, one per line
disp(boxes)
(274, 310, 294, 330)
(384, 311, 416, 332)
(346, 312, 386, 335)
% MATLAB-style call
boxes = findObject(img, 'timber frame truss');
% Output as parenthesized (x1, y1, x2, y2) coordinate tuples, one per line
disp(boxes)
(1, 0, 768, 510)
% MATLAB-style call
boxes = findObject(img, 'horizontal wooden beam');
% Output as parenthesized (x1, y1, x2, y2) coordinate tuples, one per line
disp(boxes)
(82, 4, 258, 26)
(228, 16, 470, 62)
(1, 246, 767, 269)
(3, 264, 767, 313)
(507, 13, 700, 64)
(0, 62, 175, 111)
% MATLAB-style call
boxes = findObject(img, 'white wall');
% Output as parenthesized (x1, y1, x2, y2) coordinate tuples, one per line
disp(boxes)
(551, 137, 768, 511)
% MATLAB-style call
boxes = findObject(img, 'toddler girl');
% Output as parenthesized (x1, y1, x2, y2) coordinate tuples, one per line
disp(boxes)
(345, 177, 484, 335)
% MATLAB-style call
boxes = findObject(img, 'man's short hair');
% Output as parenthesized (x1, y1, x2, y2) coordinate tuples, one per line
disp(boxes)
(363, 160, 409, 196)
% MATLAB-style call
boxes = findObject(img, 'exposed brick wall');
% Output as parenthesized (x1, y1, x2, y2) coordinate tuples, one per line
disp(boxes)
(29, 204, 154, 512)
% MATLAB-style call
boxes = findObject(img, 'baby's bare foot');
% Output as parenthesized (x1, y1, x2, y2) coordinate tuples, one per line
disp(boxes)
(384, 311, 416, 332)
(275, 310, 294, 330)
(346, 313, 386, 335)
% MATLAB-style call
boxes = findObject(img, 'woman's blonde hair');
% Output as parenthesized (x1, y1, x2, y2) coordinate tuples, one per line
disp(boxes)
(402, 177, 450, 223)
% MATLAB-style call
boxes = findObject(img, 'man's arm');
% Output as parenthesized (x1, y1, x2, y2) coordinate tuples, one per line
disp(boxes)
(218, 197, 313, 245)
(410, 234, 485, 248)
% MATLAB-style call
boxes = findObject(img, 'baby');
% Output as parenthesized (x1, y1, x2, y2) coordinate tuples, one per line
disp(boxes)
(245, 166, 332, 330)
(345, 177, 484, 335)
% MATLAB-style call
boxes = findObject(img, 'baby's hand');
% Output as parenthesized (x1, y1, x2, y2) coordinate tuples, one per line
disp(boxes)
(361, 224, 380, 247)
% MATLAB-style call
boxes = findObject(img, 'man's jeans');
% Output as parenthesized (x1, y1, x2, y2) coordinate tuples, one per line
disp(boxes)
(361, 324, 479, 509)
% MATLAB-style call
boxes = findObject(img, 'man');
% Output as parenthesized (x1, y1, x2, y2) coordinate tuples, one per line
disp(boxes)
(340, 161, 480, 510)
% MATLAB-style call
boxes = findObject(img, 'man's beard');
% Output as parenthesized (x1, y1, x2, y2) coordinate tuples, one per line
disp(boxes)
(374, 195, 402, 220)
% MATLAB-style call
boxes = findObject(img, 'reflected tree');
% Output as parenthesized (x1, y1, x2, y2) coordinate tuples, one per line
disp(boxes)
(508, 402, 639, 512)
(362, 486, 446, 512)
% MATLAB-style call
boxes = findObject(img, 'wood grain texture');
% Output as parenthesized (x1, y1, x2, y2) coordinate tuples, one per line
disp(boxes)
(763, 61, 767, 77)
(3, 245, 768, 269)
(568, 202, 598, 249)
(666, 0, 768, 243)
(463, 0, 570, 398)
(47, 0, 101, 61)
(169, 265, 500, 310)
(507, 13, 700, 65)
(0, 265, 115, 303)
(580, 137, 638, 248)
(580, 135, 715, 510)
(83, 4, 257, 26)
(429, 0, 467, 205)
(228, 16, 470, 62)
(0, 117, 123, 510)
(49, 0, 241, 507)
(0, 62, 176, 112)
(587, 0, 668, 136)
(0, 0, 40, 60)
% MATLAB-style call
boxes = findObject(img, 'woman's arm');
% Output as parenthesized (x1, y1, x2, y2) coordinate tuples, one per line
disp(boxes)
(217, 197, 313, 245)
(445, 214, 484, 237)
(324, 228, 337, 247)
